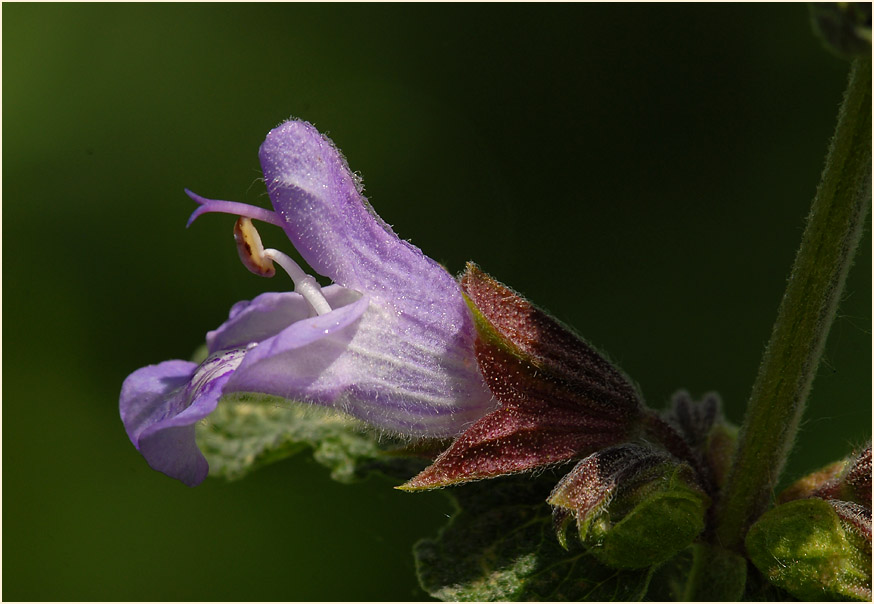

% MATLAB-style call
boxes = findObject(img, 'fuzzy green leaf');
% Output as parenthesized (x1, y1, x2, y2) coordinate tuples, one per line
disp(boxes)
(414, 474, 656, 601)
(195, 392, 426, 483)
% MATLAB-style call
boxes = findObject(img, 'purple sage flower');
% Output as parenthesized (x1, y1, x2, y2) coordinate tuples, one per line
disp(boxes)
(120, 120, 496, 486)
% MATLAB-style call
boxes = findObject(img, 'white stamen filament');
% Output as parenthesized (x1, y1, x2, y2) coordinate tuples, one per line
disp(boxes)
(234, 216, 333, 316)
(263, 248, 333, 316)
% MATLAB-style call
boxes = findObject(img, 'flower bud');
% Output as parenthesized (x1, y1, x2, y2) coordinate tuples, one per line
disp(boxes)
(779, 443, 871, 506)
(548, 443, 710, 569)
(746, 497, 872, 601)
(749, 443, 871, 600)
(659, 391, 738, 493)
(821, 443, 872, 507)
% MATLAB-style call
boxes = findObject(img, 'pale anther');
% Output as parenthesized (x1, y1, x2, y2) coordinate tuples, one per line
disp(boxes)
(234, 217, 275, 277)
(233, 217, 333, 316)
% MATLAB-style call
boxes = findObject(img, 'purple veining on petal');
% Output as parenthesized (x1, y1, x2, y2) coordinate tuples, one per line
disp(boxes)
(223, 296, 495, 436)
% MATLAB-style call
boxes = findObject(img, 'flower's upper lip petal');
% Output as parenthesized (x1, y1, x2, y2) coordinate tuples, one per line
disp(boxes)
(259, 121, 373, 286)
(259, 120, 437, 292)
(207, 285, 363, 353)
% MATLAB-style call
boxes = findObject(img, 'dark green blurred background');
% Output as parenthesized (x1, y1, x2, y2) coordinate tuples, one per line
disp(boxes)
(4, 4, 870, 601)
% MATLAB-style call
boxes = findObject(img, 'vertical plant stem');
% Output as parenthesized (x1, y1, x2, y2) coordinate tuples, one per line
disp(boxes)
(713, 53, 871, 561)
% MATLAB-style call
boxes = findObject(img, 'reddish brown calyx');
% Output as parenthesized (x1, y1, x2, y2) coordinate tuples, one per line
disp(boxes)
(400, 263, 644, 491)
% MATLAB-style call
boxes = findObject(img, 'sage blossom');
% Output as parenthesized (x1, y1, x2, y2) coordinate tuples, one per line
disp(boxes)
(120, 120, 496, 486)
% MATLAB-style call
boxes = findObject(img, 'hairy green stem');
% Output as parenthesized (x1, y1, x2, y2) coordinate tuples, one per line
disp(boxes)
(692, 56, 871, 598)
(682, 543, 747, 601)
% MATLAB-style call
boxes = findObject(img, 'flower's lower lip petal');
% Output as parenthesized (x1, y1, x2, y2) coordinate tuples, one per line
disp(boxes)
(225, 296, 498, 438)
(137, 424, 209, 487)
(120, 360, 198, 444)
(207, 285, 363, 353)
(225, 294, 371, 387)
(120, 350, 247, 486)
(120, 360, 212, 486)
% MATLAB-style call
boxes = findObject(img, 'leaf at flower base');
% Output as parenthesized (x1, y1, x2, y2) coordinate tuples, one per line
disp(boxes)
(195, 393, 427, 483)
(414, 473, 657, 601)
